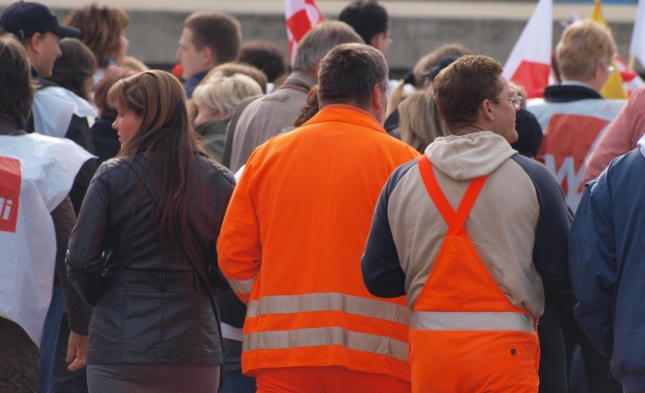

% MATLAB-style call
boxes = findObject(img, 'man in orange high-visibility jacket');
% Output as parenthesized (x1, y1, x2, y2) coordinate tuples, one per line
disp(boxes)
(217, 43, 419, 393)
(362, 55, 572, 393)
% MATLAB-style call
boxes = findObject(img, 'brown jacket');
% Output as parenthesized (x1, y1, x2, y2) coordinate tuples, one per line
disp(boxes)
(229, 71, 316, 172)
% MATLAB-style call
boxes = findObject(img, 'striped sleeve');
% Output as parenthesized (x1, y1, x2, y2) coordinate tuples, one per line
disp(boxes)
(361, 160, 417, 298)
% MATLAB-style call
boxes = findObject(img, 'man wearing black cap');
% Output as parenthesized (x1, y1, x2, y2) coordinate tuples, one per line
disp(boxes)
(1, 3, 94, 393)
(1, 1, 96, 214)
(0, 1, 80, 78)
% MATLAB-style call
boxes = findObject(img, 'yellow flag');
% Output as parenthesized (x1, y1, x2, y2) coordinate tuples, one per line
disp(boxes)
(592, 0, 627, 99)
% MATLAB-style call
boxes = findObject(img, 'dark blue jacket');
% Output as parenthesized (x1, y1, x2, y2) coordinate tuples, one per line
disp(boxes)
(569, 148, 645, 392)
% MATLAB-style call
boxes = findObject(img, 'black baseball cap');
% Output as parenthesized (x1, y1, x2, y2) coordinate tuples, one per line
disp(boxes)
(421, 55, 460, 82)
(0, 1, 80, 40)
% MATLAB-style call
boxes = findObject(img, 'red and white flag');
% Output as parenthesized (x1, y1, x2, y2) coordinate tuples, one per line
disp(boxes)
(503, 0, 552, 98)
(284, 0, 324, 66)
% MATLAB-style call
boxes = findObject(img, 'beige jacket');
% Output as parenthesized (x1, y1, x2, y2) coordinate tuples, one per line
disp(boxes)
(229, 71, 316, 172)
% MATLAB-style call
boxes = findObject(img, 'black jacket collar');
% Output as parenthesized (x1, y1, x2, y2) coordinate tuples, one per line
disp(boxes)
(544, 84, 602, 103)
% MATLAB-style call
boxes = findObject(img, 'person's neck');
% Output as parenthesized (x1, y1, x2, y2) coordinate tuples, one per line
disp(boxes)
(0, 113, 20, 135)
(561, 80, 595, 90)
(451, 123, 490, 136)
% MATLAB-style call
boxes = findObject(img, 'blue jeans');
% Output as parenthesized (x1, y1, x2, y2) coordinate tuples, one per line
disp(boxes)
(219, 370, 256, 393)
(40, 282, 64, 393)
(50, 312, 88, 393)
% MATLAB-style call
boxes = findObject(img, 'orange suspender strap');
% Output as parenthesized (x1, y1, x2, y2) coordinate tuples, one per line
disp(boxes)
(416, 155, 488, 236)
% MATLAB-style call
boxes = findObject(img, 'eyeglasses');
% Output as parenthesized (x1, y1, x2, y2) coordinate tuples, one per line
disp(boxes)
(491, 96, 522, 109)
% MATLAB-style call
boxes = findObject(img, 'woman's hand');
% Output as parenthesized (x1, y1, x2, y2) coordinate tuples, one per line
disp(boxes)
(66, 331, 89, 371)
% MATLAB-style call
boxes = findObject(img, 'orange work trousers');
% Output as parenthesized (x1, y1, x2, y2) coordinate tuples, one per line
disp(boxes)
(255, 366, 411, 393)
(410, 155, 539, 393)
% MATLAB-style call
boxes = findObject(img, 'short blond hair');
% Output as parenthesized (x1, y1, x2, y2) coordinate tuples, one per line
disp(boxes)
(556, 19, 616, 82)
(192, 73, 263, 121)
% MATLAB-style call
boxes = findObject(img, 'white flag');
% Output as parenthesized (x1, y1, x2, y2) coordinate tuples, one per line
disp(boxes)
(503, 0, 552, 98)
(630, 0, 645, 70)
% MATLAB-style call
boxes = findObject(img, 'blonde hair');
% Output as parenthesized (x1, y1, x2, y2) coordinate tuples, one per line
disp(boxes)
(122, 56, 149, 73)
(510, 82, 527, 109)
(192, 73, 263, 121)
(556, 19, 616, 82)
(187, 62, 267, 122)
(386, 43, 472, 119)
(398, 90, 448, 153)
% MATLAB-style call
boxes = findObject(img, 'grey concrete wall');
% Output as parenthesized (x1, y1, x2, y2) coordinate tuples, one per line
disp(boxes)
(1, 6, 637, 72)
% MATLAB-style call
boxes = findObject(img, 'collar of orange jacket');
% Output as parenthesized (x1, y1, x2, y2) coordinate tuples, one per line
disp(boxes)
(305, 104, 386, 134)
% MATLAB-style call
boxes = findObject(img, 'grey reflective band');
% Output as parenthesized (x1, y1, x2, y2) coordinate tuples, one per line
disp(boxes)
(411, 311, 535, 334)
(227, 276, 256, 294)
(246, 292, 412, 325)
(243, 327, 409, 361)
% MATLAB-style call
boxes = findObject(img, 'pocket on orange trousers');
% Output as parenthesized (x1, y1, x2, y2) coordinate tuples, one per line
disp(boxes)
(485, 342, 539, 393)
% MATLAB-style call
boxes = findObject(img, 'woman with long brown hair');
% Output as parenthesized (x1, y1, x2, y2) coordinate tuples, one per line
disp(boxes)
(66, 70, 234, 392)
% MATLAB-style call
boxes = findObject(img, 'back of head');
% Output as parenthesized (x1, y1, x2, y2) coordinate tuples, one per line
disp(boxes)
(64, 4, 130, 68)
(433, 55, 503, 132)
(239, 40, 287, 83)
(511, 108, 543, 158)
(192, 73, 264, 121)
(398, 90, 447, 153)
(386, 43, 472, 119)
(122, 56, 149, 73)
(556, 19, 616, 82)
(413, 43, 473, 88)
(184, 11, 241, 65)
(107, 69, 206, 256)
(293, 21, 364, 74)
(186, 62, 267, 122)
(48, 38, 97, 101)
(95, 66, 136, 118)
(318, 43, 387, 110)
(338, 0, 388, 46)
(0, 34, 34, 129)
(107, 70, 198, 157)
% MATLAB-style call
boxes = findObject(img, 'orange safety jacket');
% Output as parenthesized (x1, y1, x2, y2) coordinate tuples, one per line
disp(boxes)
(217, 105, 420, 381)
(410, 156, 540, 393)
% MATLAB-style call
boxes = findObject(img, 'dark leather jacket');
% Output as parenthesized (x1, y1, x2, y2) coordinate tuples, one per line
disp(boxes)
(66, 152, 235, 365)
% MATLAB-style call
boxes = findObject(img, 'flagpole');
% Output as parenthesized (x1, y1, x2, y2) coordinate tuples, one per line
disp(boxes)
(629, 53, 636, 72)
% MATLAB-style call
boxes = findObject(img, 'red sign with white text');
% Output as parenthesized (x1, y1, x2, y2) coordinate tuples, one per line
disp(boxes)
(0, 156, 21, 233)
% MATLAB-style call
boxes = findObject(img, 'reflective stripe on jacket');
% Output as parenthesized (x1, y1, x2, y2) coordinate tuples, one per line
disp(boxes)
(218, 105, 420, 380)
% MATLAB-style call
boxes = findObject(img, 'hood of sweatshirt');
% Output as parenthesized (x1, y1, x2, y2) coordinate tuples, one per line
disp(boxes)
(638, 133, 645, 159)
(425, 131, 517, 181)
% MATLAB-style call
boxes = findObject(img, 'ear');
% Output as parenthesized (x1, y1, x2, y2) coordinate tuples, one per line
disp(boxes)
(201, 46, 215, 67)
(481, 99, 495, 122)
(371, 83, 385, 112)
(370, 32, 385, 48)
(593, 60, 604, 80)
(27, 32, 42, 55)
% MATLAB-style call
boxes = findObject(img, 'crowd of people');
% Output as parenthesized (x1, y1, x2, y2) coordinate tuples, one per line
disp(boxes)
(0, 0, 644, 392)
